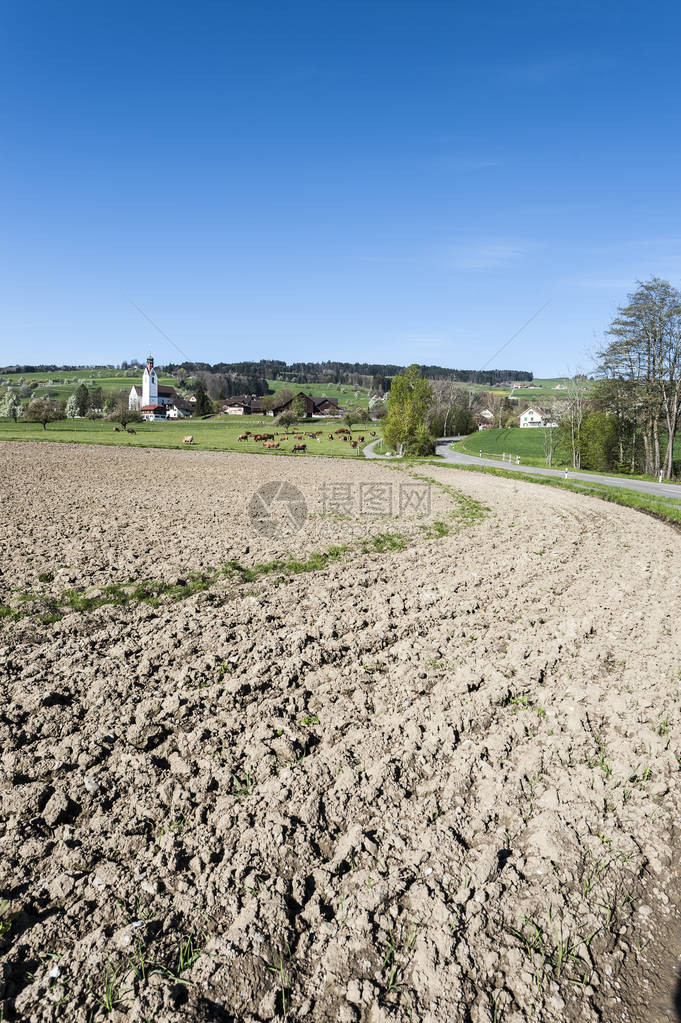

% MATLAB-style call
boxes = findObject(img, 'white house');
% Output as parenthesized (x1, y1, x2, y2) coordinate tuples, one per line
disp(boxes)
(128, 356, 191, 420)
(520, 407, 544, 428)
(519, 406, 558, 429)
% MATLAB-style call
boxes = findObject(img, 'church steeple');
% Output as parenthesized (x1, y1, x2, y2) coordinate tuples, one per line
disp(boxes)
(142, 354, 158, 406)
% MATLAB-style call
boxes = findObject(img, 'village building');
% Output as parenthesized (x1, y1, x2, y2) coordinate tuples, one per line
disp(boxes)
(128, 357, 192, 421)
(476, 408, 495, 429)
(223, 391, 342, 417)
(519, 406, 557, 428)
(223, 394, 268, 415)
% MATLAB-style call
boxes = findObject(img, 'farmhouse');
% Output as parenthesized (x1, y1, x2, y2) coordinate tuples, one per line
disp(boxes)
(223, 391, 343, 417)
(128, 357, 192, 421)
(223, 394, 269, 415)
(519, 406, 557, 428)
(272, 392, 341, 418)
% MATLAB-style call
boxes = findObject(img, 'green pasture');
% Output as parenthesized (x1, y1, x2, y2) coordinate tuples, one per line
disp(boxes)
(506, 377, 593, 401)
(0, 416, 380, 458)
(457, 427, 551, 466)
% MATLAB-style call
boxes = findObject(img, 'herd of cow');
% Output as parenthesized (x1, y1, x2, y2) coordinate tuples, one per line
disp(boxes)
(236, 427, 377, 452)
(110, 425, 377, 454)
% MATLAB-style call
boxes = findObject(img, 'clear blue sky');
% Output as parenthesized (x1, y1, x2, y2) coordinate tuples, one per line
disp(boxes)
(2, 1, 680, 376)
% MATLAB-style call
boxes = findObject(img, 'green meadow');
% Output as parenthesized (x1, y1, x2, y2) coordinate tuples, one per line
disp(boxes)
(0, 416, 379, 458)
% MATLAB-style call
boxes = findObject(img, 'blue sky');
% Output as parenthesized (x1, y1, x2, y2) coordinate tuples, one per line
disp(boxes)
(2, 0, 680, 376)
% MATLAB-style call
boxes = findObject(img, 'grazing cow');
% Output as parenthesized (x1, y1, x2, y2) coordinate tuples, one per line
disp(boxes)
(291, 443, 307, 453)
(328, 434, 334, 441)
(237, 433, 249, 441)
(126, 428, 136, 435)
(293, 433, 305, 440)
(370, 431, 376, 437)
(183, 435, 194, 444)
(263, 441, 279, 449)
(351, 440, 358, 449)
(113, 426, 120, 432)
(358, 435, 364, 442)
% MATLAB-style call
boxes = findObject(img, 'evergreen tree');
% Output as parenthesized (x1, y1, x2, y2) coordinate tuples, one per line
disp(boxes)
(193, 380, 212, 416)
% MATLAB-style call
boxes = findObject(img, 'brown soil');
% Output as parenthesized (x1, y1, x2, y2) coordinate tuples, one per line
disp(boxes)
(1, 443, 681, 1023)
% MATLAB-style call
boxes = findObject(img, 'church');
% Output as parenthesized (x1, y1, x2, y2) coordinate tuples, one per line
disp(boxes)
(128, 357, 192, 421)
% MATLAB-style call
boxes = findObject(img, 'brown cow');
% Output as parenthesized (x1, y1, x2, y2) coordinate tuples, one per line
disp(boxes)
(183, 435, 194, 444)
(237, 434, 249, 441)
(291, 443, 307, 453)
(351, 440, 358, 449)
(126, 428, 136, 435)
(370, 431, 376, 437)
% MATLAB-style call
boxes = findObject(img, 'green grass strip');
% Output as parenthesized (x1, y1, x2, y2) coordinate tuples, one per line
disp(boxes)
(429, 461, 681, 529)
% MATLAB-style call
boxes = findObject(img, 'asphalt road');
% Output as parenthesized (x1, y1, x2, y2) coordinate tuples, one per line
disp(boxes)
(434, 439, 681, 500)
(363, 436, 681, 501)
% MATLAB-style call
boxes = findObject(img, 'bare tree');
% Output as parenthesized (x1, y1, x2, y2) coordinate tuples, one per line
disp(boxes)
(560, 378, 588, 469)
(542, 401, 559, 466)
(602, 278, 681, 477)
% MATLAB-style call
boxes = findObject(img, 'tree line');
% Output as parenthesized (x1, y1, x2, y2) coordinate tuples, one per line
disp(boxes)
(163, 359, 532, 392)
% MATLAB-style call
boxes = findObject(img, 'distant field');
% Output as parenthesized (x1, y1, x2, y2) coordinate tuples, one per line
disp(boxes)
(0, 417, 380, 458)
(0, 369, 372, 408)
(0, 369, 179, 403)
(506, 377, 593, 401)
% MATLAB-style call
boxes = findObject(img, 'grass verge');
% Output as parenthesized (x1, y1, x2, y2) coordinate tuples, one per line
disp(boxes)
(429, 461, 681, 529)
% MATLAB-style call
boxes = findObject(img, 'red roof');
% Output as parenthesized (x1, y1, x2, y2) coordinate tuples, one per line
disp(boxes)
(141, 404, 165, 411)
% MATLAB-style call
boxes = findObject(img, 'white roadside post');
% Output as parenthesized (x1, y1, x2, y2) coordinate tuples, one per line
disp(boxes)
(564, 468, 568, 479)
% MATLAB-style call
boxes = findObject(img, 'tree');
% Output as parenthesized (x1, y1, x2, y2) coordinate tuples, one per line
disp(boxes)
(275, 388, 294, 407)
(27, 399, 57, 430)
(89, 385, 104, 412)
(107, 396, 142, 429)
(193, 381, 212, 417)
(291, 394, 307, 420)
(601, 278, 681, 478)
(383, 364, 435, 455)
(580, 411, 618, 471)
(65, 394, 79, 418)
(276, 410, 298, 430)
(557, 378, 588, 469)
(0, 391, 22, 421)
(75, 383, 89, 417)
